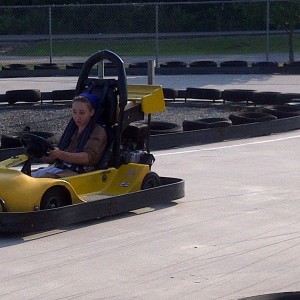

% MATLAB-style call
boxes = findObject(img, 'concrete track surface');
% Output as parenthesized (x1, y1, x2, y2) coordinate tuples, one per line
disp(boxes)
(1, 74, 300, 299)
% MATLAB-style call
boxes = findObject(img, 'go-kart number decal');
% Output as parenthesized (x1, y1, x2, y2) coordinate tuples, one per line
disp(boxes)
(126, 167, 137, 178)
(119, 167, 138, 187)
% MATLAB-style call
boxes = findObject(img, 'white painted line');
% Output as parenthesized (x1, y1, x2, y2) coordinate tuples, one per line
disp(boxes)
(155, 134, 300, 156)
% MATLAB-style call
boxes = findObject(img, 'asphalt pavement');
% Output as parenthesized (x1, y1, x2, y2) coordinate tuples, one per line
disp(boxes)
(0, 74, 300, 300)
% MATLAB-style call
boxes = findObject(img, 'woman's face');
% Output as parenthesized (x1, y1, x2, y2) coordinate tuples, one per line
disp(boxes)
(72, 101, 94, 130)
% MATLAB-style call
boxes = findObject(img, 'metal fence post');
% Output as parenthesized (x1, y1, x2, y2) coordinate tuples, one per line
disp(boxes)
(155, 4, 159, 68)
(266, 1, 270, 61)
(48, 6, 53, 64)
(148, 59, 156, 85)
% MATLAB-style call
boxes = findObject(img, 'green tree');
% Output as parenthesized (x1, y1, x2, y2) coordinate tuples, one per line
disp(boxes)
(271, 0, 300, 62)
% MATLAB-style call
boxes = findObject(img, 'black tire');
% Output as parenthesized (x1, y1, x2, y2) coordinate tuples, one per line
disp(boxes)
(40, 187, 71, 210)
(189, 60, 217, 68)
(177, 89, 186, 99)
(141, 172, 161, 190)
(183, 118, 232, 131)
(220, 60, 248, 67)
(2, 63, 28, 70)
(283, 61, 300, 67)
(252, 92, 282, 105)
(229, 112, 277, 125)
(251, 61, 278, 67)
(185, 88, 222, 101)
(34, 63, 59, 70)
(52, 89, 75, 101)
(149, 121, 182, 135)
(278, 93, 300, 105)
(262, 105, 300, 119)
(160, 61, 187, 68)
(286, 100, 300, 109)
(6, 89, 41, 105)
(65, 62, 84, 69)
(128, 62, 147, 68)
(222, 89, 255, 103)
(163, 88, 178, 101)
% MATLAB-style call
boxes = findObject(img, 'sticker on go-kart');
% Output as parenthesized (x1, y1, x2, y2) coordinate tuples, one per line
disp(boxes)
(0, 154, 28, 169)
(125, 167, 138, 178)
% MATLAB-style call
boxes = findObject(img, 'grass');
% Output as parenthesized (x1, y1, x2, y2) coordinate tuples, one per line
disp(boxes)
(5, 34, 300, 57)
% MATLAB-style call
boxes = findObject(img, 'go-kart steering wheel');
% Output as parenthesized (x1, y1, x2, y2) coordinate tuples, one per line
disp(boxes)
(21, 133, 54, 158)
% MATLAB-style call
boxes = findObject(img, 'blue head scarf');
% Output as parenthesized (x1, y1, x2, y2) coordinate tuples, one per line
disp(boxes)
(79, 92, 99, 109)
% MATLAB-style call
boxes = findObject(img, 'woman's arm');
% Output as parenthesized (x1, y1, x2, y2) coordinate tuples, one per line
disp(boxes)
(48, 147, 90, 165)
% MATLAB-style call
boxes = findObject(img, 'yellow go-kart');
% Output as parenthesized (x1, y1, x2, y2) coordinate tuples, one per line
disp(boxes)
(0, 50, 184, 233)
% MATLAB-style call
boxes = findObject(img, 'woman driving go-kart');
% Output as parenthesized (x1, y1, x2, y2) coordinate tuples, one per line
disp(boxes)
(32, 93, 107, 178)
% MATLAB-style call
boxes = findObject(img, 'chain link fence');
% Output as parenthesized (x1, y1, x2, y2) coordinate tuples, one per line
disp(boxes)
(0, 1, 299, 68)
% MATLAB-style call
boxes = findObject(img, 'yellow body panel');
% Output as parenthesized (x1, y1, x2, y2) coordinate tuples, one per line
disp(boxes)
(0, 168, 78, 212)
(128, 84, 165, 114)
(65, 163, 150, 196)
(0, 163, 150, 212)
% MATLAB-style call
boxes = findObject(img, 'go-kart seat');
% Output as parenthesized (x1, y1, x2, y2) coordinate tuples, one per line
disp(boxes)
(58, 78, 119, 171)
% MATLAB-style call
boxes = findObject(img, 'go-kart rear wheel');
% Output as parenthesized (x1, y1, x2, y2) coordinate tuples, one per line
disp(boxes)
(141, 172, 161, 190)
(40, 187, 70, 210)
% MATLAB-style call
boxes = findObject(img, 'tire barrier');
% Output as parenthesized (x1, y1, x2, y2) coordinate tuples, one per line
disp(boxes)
(160, 61, 187, 68)
(51, 89, 75, 103)
(278, 92, 300, 104)
(252, 91, 282, 105)
(182, 118, 232, 131)
(185, 87, 222, 102)
(189, 60, 217, 67)
(128, 62, 148, 68)
(220, 60, 248, 67)
(163, 88, 178, 101)
(251, 61, 278, 67)
(6, 60, 300, 76)
(65, 63, 84, 69)
(149, 121, 182, 135)
(286, 100, 300, 108)
(34, 63, 60, 70)
(262, 104, 300, 119)
(2, 64, 28, 70)
(177, 89, 186, 99)
(283, 61, 300, 67)
(222, 89, 255, 104)
(6, 89, 41, 105)
(229, 112, 277, 125)
(2, 87, 300, 156)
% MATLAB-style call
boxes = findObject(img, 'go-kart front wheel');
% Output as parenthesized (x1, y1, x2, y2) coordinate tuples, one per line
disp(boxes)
(141, 172, 161, 190)
(40, 187, 71, 210)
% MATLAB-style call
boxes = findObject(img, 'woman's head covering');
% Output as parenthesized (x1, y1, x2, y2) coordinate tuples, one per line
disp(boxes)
(79, 92, 98, 109)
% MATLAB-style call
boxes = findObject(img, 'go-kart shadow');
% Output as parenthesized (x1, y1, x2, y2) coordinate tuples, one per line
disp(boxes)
(56, 201, 178, 232)
(0, 201, 178, 246)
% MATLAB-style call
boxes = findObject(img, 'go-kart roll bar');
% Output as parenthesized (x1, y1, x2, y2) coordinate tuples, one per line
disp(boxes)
(75, 50, 128, 166)
(75, 49, 128, 110)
